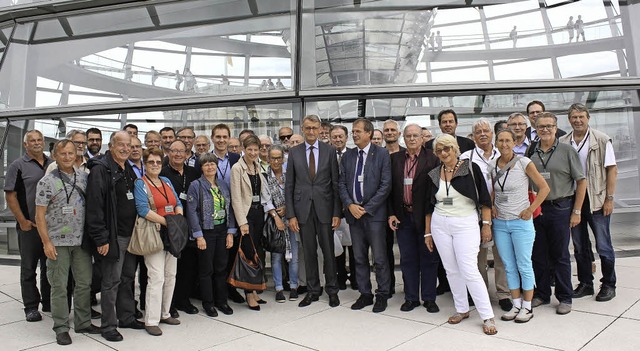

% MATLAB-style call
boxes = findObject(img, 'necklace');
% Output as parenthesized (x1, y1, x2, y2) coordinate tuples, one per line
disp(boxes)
(443, 160, 459, 173)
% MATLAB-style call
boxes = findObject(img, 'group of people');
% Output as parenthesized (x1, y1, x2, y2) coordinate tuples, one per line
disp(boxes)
(5, 100, 617, 344)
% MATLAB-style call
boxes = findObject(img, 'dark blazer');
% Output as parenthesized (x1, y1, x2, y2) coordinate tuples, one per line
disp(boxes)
(425, 159, 492, 215)
(338, 143, 391, 224)
(285, 141, 341, 224)
(388, 147, 439, 231)
(426, 135, 475, 154)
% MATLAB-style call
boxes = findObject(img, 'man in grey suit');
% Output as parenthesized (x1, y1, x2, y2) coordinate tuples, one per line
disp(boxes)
(339, 118, 392, 313)
(286, 115, 342, 308)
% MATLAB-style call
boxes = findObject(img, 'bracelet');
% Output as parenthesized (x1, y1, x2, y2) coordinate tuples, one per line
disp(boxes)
(424, 233, 432, 238)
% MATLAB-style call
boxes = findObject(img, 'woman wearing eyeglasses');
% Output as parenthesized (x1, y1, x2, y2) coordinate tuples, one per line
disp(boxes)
(230, 135, 267, 310)
(424, 134, 496, 335)
(133, 148, 183, 336)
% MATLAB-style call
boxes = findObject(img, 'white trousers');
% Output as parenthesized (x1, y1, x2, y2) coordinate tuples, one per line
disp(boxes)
(144, 250, 177, 326)
(431, 212, 494, 320)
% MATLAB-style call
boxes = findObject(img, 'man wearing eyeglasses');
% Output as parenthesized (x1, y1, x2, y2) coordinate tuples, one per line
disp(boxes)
(507, 112, 531, 156)
(128, 137, 144, 178)
(85, 128, 103, 159)
(194, 136, 210, 156)
(160, 140, 199, 317)
(529, 112, 586, 315)
(176, 127, 197, 167)
(525, 101, 567, 142)
(258, 135, 273, 173)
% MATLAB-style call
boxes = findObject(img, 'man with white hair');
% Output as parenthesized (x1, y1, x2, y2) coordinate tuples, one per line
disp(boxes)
(460, 118, 512, 312)
(258, 134, 273, 173)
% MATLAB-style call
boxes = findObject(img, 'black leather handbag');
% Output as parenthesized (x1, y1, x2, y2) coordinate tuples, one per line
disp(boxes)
(261, 215, 286, 254)
(227, 233, 266, 291)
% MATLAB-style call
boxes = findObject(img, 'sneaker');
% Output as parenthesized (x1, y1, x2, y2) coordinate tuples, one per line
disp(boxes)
(351, 294, 374, 310)
(25, 309, 42, 322)
(556, 302, 572, 315)
(596, 286, 616, 302)
(515, 307, 533, 323)
(275, 291, 286, 303)
(573, 283, 594, 298)
(289, 288, 299, 301)
(501, 306, 521, 321)
(531, 297, 549, 308)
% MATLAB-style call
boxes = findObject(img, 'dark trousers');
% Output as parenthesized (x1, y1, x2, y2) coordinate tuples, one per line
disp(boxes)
(225, 232, 241, 296)
(572, 194, 617, 288)
(299, 202, 338, 296)
(198, 226, 229, 306)
(244, 206, 265, 293)
(17, 227, 50, 311)
(336, 246, 356, 285)
(385, 225, 396, 290)
(173, 245, 199, 308)
(396, 213, 439, 302)
(350, 217, 390, 298)
(532, 199, 573, 304)
(91, 253, 102, 298)
(133, 255, 147, 308)
(100, 235, 138, 332)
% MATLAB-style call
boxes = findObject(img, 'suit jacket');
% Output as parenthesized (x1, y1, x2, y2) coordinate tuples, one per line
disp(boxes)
(230, 157, 267, 227)
(388, 147, 439, 231)
(338, 143, 391, 224)
(285, 141, 341, 224)
(426, 135, 475, 153)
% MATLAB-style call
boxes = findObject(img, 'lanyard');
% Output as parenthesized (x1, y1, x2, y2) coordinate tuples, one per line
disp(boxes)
(249, 163, 260, 197)
(474, 148, 497, 166)
(57, 168, 77, 204)
(574, 135, 588, 154)
(494, 155, 514, 193)
(146, 175, 168, 202)
(405, 155, 418, 178)
(442, 161, 460, 197)
(217, 158, 229, 180)
(209, 186, 224, 208)
(536, 147, 556, 171)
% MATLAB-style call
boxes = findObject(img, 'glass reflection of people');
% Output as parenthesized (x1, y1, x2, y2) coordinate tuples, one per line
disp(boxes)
(575, 15, 585, 42)
(429, 32, 435, 51)
(175, 70, 183, 90)
(151, 66, 158, 86)
(230, 135, 267, 311)
(436, 31, 442, 51)
(566, 16, 575, 43)
(510, 26, 517, 48)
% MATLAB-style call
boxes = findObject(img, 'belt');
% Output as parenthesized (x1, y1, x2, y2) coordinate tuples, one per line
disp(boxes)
(403, 204, 413, 213)
(542, 196, 573, 205)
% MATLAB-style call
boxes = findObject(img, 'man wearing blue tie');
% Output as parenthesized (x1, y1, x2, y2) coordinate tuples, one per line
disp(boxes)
(338, 118, 392, 313)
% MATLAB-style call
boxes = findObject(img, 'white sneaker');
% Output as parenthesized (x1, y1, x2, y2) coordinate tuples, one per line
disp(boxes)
(501, 306, 520, 321)
(515, 307, 533, 323)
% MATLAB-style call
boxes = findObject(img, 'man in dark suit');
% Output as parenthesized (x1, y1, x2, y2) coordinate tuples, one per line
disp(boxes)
(425, 109, 475, 153)
(525, 100, 567, 141)
(388, 124, 441, 313)
(338, 118, 392, 313)
(286, 115, 342, 308)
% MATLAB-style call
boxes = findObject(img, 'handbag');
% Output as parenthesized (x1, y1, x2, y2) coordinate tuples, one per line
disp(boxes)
(261, 215, 286, 254)
(227, 233, 267, 291)
(128, 179, 163, 256)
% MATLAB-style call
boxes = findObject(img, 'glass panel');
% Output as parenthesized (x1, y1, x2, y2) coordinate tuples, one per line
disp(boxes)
(66, 7, 154, 36)
(32, 19, 67, 41)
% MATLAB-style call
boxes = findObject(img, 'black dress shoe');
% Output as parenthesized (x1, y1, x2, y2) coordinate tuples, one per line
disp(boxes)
(351, 294, 374, 310)
(573, 283, 595, 298)
(102, 330, 123, 342)
(372, 297, 388, 313)
(424, 300, 440, 313)
(76, 324, 101, 334)
(596, 286, 616, 302)
(177, 303, 199, 314)
(25, 309, 42, 322)
(91, 308, 101, 319)
(298, 294, 319, 307)
(204, 306, 218, 317)
(228, 288, 246, 304)
(215, 304, 234, 315)
(329, 293, 340, 307)
(400, 300, 421, 312)
(499, 298, 513, 312)
(119, 320, 145, 330)
(169, 307, 180, 318)
(56, 332, 72, 345)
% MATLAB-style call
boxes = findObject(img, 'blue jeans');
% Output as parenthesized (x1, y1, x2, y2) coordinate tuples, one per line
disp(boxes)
(396, 213, 439, 302)
(571, 195, 616, 288)
(532, 198, 573, 304)
(493, 218, 536, 291)
(272, 229, 299, 291)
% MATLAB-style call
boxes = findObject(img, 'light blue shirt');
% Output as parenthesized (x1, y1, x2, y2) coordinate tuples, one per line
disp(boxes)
(214, 151, 231, 190)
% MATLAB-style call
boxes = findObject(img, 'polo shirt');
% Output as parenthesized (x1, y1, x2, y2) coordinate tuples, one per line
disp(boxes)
(530, 139, 585, 201)
(4, 153, 52, 221)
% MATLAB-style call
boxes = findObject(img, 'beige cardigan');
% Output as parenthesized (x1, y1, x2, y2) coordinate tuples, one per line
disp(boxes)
(230, 156, 266, 227)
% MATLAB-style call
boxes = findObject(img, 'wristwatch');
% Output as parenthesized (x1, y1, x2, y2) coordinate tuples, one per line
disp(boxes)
(606, 195, 614, 201)
(482, 220, 492, 226)
(572, 209, 581, 215)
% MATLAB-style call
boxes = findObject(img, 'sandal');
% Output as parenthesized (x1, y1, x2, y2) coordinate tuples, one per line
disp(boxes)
(483, 318, 498, 335)
(447, 312, 470, 324)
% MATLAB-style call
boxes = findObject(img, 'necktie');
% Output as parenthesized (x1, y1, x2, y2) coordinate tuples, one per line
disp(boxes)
(337, 150, 343, 164)
(355, 149, 364, 203)
(309, 145, 316, 180)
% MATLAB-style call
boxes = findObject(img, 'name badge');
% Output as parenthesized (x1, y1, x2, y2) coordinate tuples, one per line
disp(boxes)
(164, 205, 174, 213)
(541, 172, 551, 180)
(443, 197, 454, 206)
(126, 191, 134, 200)
(404, 178, 413, 186)
(213, 210, 226, 220)
(188, 159, 196, 167)
(179, 192, 188, 200)
(357, 175, 364, 182)
(62, 206, 74, 215)
(495, 193, 508, 203)
(252, 195, 260, 202)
